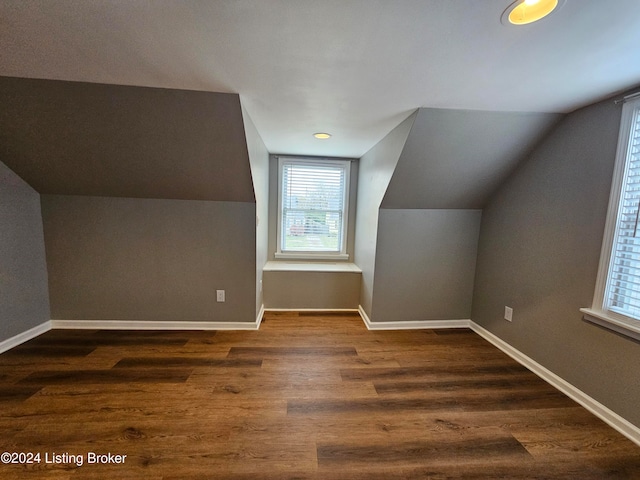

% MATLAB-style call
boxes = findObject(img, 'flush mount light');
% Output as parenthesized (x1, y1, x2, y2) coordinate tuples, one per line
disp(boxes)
(313, 132, 332, 139)
(501, 0, 565, 26)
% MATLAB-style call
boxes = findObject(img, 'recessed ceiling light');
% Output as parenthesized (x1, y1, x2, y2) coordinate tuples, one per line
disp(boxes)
(501, 0, 565, 26)
(313, 133, 332, 139)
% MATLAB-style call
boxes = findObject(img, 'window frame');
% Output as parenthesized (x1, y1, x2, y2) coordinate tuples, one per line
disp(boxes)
(275, 156, 351, 261)
(582, 95, 640, 341)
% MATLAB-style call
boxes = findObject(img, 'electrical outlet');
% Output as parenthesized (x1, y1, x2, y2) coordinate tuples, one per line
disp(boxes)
(504, 306, 513, 322)
(216, 290, 225, 302)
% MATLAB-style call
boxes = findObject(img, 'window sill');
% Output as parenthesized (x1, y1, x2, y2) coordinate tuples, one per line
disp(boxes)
(264, 261, 362, 273)
(580, 308, 640, 342)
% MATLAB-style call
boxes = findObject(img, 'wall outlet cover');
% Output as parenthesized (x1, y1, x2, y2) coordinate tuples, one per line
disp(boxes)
(504, 306, 513, 322)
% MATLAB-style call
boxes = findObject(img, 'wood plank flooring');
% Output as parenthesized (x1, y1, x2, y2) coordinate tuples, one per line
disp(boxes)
(0, 311, 638, 479)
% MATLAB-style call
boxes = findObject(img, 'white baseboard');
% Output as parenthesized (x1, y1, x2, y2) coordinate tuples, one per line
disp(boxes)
(358, 305, 470, 330)
(470, 321, 640, 448)
(256, 304, 265, 328)
(3, 310, 266, 354)
(0, 321, 51, 354)
(264, 308, 360, 312)
(51, 318, 261, 331)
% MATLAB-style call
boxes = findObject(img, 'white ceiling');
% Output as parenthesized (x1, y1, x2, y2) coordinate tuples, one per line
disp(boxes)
(2, 0, 640, 158)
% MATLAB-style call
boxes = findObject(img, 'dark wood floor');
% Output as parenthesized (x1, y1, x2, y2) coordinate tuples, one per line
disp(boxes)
(0, 311, 638, 479)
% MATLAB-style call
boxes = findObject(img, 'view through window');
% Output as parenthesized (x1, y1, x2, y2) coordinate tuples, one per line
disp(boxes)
(278, 158, 350, 257)
(605, 97, 640, 319)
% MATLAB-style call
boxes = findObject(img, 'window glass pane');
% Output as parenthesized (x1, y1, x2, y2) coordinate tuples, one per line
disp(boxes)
(280, 160, 348, 253)
(606, 105, 640, 319)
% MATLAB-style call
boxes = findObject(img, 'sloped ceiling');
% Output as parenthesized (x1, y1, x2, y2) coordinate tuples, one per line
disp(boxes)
(381, 108, 562, 209)
(0, 77, 255, 202)
(1, 1, 640, 158)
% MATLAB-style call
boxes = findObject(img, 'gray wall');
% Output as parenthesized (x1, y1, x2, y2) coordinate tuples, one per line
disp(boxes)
(1, 76, 259, 325)
(356, 110, 483, 323)
(42, 195, 256, 323)
(363, 107, 557, 324)
(472, 97, 640, 427)
(372, 209, 481, 321)
(263, 271, 360, 309)
(242, 107, 269, 316)
(0, 76, 254, 202)
(0, 161, 50, 342)
(263, 154, 360, 310)
(354, 113, 417, 317)
(382, 108, 561, 209)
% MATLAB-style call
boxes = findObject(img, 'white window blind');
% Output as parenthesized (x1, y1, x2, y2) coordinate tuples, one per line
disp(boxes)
(278, 158, 349, 255)
(605, 101, 640, 319)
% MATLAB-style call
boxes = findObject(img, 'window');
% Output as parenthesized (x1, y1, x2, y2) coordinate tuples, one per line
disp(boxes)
(276, 157, 350, 260)
(582, 95, 640, 340)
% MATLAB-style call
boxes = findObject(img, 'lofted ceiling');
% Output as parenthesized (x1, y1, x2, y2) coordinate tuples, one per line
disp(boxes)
(382, 108, 562, 209)
(1, 0, 640, 159)
(0, 77, 256, 201)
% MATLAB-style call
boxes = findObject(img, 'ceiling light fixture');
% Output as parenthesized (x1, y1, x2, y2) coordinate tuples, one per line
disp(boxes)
(313, 133, 332, 139)
(501, 0, 565, 26)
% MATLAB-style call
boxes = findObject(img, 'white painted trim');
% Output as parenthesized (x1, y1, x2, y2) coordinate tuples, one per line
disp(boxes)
(0, 321, 51, 354)
(581, 307, 640, 342)
(51, 318, 261, 331)
(256, 304, 265, 328)
(470, 321, 640, 448)
(276, 157, 351, 259)
(264, 308, 359, 313)
(358, 305, 372, 325)
(264, 261, 362, 273)
(590, 97, 640, 318)
(358, 306, 470, 330)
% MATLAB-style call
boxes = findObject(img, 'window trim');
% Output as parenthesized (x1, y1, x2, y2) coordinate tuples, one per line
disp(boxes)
(582, 95, 640, 341)
(275, 156, 351, 261)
